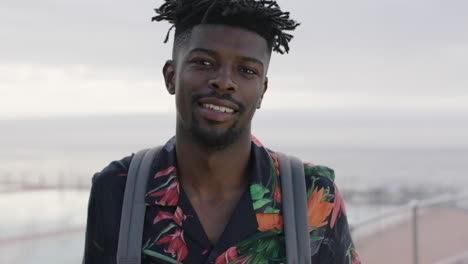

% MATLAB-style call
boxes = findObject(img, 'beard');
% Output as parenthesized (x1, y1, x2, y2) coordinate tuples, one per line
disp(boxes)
(189, 111, 243, 151)
(188, 90, 248, 150)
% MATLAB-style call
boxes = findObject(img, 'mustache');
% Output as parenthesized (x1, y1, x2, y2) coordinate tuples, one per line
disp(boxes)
(192, 90, 245, 113)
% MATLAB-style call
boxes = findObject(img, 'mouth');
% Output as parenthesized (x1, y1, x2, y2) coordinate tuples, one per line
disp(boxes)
(197, 97, 240, 113)
(201, 103, 236, 114)
(197, 97, 240, 122)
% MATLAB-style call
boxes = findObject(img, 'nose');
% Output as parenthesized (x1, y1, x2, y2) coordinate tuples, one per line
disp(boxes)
(208, 66, 238, 93)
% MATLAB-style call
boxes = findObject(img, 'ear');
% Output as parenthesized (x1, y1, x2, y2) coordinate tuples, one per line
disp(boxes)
(257, 77, 268, 109)
(163, 60, 176, 95)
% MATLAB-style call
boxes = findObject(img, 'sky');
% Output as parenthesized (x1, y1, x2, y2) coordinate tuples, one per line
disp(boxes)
(1, 0, 467, 119)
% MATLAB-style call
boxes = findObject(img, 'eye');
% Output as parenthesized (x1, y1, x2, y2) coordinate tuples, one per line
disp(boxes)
(240, 67, 258, 75)
(191, 58, 213, 66)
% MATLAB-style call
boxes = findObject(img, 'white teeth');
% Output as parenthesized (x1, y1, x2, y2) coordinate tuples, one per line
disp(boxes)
(203, 104, 234, 113)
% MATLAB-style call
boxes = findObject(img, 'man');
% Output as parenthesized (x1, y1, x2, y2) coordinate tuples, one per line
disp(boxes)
(84, 0, 360, 263)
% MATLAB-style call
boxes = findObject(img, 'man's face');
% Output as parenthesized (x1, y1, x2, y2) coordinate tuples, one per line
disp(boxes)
(164, 24, 269, 149)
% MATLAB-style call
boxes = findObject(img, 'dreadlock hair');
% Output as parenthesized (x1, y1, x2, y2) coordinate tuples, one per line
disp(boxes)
(152, 0, 300, 55)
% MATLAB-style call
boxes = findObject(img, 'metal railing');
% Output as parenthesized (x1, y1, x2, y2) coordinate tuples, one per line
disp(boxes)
(350, 192, 468, 264)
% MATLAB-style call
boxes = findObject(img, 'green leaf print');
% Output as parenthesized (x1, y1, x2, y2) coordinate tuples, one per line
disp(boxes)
(307, 176, 320, 199)
(249, 254, 269, 264)
(263, 206, 280, 214)
(250, 184, 270, 200)
(345, 243, 358, 264)
(253, 198, 272, 210)
(256, 239, 271, 252)
(154, 223, 177, 242)
(146, 175, 176, 195)
(322, 186, 334, 202)
(234, 230, 286, 264)
(142, 238, 152, 250)
(310, 235, 324, 241)
(304, 165, 335, 182)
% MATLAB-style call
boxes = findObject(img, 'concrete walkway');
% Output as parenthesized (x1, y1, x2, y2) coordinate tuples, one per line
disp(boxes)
(355, 208, 468, 264)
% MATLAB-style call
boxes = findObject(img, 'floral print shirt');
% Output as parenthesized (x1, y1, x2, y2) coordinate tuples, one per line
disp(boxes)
(84, 136, 360, 264)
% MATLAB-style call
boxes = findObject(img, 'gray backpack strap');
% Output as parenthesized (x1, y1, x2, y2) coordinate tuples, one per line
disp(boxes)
(117, 146, 163, 264)
(277, 152, 312, 264)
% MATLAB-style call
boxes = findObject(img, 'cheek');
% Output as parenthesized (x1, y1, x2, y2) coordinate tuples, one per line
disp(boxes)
(243, 82, 264, 106)
(174, 79, 190, 117)
(179, 67, 208, 86)
(175, 70, 197, 101)
(174, 70, 207, 117)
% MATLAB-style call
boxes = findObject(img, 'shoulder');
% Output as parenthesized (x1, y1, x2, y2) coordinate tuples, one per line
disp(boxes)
(301, 162, 342, 231)
(302, 161, 349, 235)
(85, 154, 134, 261)
(269, 150, 337, 195)
(87, 154, 134, 227)
(303, 162, 336, 195)
(91, 154, 134, 195)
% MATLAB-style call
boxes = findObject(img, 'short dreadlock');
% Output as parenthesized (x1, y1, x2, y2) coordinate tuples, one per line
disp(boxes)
(152, 0, 300, 55)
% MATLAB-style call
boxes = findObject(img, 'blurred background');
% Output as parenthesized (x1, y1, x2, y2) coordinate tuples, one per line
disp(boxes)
(1, 0, 467, 263)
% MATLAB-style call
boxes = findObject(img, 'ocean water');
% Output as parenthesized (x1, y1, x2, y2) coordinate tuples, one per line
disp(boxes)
(1, 144, 467, 192)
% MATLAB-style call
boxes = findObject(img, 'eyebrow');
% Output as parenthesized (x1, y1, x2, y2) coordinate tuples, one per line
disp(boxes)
(187, 48, 264, 68)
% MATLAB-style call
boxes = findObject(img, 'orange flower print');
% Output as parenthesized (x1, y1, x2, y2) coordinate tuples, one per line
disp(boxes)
(256, 213, 283, 232)
(308, 188, 333, 230)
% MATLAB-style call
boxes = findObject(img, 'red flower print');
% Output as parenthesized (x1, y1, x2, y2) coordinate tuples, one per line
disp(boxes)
(155, 166, 177, 178)
(352, 249, 361, 264)
(215, 247, 251, 264)
(155, 228, 188, 263)
(273, 186, 282, 203)
(251, 135, 263, 147)
(153, 207, 186, 225)
(153, 211, 173, 224)
(330, 184, 347, 229)
(148, 179, 180, 206)
(270, 152, 280, 176)
(173, 206, 186, 226)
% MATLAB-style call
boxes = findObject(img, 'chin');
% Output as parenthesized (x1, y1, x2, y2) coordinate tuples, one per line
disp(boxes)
(190, 123, 242, 150)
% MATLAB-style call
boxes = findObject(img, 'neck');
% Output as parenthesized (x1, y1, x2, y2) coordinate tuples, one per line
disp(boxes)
(175, 127, 251, 200)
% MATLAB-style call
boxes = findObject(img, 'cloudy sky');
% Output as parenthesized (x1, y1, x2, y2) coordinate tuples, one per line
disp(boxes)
(1, 0, 467, 119)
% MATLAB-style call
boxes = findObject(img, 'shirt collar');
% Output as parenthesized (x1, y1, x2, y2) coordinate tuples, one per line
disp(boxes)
(144, 135, 283, 226)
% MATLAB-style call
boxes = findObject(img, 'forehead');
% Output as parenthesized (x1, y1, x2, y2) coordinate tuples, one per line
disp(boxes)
(179, 24, 270, 62)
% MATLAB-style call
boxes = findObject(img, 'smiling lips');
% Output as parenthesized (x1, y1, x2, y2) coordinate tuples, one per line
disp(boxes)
(198, 98, 239, 122)
(202, 103, 235, 113)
